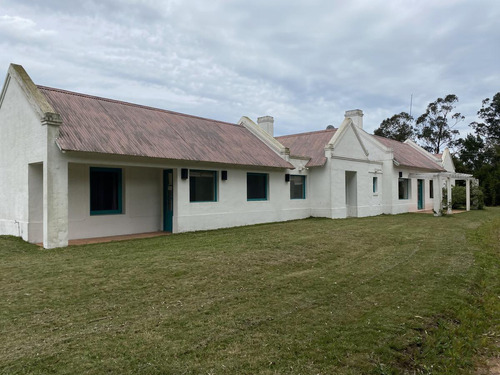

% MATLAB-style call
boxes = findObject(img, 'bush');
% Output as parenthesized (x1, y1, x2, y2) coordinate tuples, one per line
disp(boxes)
(452, 186, 466, 208)
(442, 183, 484, 210)
(471, 184, 485, 209)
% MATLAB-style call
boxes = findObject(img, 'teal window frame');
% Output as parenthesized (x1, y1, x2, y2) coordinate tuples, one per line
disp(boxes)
(247, 173, 268, 201)
(398, 178, 410, 200)
(90, 167, 123, 215)
(373, 176, 378, 193)
(290, 175, 306, 199)
(189, 170, 218, 202)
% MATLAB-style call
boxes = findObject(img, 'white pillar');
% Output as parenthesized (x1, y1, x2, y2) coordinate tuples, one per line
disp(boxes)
(466, 179, 471, 211)
(42, 116, 68, 249)
(447, 177, 452, 214)
(433, 175, 442, 216)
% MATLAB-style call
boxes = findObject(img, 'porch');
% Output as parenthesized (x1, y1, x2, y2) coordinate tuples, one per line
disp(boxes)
(409, 172, 476, 215)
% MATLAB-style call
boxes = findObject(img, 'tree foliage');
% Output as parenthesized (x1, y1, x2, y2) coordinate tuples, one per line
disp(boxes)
(471, 92, 500, 145)
(455, 92, 500, 206)
(374, 112, 414, 142)
(415, 94, 464, 154)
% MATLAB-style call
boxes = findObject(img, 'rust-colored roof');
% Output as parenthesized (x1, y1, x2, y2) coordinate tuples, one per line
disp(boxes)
(38, 86, 293, 169)
(374, 136, 445, 171)
(276, 129, 336, 167)
(276, 127, 444, 172)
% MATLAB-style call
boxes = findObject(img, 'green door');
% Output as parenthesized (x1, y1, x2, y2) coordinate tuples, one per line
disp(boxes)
(417, 179, 424, 210)
(163, 169, 173, 232)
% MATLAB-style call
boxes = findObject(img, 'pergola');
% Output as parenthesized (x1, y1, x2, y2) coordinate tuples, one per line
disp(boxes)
(409, 172, 476, 215)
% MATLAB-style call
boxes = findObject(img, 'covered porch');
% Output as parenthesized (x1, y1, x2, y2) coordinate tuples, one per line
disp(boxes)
(409, 172, 475, 215)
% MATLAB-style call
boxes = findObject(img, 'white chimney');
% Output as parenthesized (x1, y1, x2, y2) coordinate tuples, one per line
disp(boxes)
(344, 109, 363, 129)
(257, 116, 274, 136)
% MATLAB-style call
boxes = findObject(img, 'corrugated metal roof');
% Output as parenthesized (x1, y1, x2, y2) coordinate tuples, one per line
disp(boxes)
(374, 136, 445, 171)
(38, 86, 293, 169)
(276, 129, 336, 167)
(277, 128, 444, 172)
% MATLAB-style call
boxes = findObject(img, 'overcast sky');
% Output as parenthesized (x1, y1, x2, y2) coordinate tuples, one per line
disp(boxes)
(1, 0, 499, 137)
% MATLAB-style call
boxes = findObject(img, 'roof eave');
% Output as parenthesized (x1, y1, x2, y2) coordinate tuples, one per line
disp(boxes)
(58, 148, 295, 170)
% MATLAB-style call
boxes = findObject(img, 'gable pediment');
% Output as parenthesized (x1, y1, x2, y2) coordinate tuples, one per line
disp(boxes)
(328, 119, 369, 160)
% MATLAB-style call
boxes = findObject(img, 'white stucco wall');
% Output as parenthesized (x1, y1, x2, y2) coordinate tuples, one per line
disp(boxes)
(176, 167, 311, 232)
(0, 75, 46, 241)
(26, 151, 313, 242)
(390, 168, 436, 214)
(65, 164, 162, 241)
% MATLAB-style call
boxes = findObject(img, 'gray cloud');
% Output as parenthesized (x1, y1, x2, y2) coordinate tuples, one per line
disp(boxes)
(1, 0, 499, 138)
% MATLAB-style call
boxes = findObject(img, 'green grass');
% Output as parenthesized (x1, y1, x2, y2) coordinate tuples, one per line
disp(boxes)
(1, 209, 499, 374)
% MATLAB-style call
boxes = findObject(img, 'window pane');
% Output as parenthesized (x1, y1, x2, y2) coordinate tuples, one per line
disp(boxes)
(247, 173, 267, 200)
(373, 177, 378, 193)
(429, 180, 434, 198)
(190, 170, 216, 202)
(398, 178, 409, 199)
(290, 175, 305, 199)
(90, 168, 122, 214)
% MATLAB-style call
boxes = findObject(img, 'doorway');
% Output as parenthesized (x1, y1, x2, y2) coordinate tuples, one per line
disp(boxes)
(417, 179, 424, 210)
(163, 169, 173, 232)
(345, 171, 358, 217)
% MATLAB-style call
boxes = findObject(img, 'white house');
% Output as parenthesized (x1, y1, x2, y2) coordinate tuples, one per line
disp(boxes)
(0, 64, 474, 249)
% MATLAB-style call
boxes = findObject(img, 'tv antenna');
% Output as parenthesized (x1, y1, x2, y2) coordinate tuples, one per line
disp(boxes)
(409, 94, 413, 117)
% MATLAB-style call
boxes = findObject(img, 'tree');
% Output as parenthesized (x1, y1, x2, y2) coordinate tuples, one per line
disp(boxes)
(455, 92, 500, 206)
(374, 112, 415, 142)
(472, 92, 500, 146)
(415, 94, 464, 154)
(454, 134, 485, 174)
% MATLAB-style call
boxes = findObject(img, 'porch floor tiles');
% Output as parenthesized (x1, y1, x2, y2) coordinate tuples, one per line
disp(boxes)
(37, 231, 170, 247)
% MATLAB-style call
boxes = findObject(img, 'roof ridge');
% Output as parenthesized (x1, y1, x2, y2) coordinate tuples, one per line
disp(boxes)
(371, 134, 404, 144)
(37, 85, 242, 128)
(276, 128, 336, 138)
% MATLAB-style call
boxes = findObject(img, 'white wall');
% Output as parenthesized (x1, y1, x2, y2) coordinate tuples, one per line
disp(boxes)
(0, 75, 45, 241)
(175, 166, 311, 232)
(25, 153, 313, 241)
(390, 168, 436, 214)
(63, 164, 162, 241)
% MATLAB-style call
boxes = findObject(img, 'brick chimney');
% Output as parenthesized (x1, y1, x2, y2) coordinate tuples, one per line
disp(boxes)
(345, 109, 363, 129)
(257, 116, 274, 136)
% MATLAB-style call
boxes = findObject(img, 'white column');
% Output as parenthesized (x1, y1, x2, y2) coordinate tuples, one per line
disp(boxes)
(466, 179, 471, 211)
(42, 117, 68, 249)
(433, 175, 442, 216)
(447, 177, 452, 214)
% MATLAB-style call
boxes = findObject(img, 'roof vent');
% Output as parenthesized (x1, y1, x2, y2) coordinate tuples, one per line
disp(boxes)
(326, 125, 335, 130)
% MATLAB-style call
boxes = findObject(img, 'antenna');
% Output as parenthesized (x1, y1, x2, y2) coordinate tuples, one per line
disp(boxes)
(409, 94, 413, 117)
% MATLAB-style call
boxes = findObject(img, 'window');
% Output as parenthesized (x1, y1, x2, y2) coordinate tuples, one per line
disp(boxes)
(398, 178, 410, 200)
(290, 175, 306, 199)
(90, 167, 122, 215)
(373, 176, 378, 193)
(429, 180, 434, 198)
(247, 173, 268, 200)
(190, 170, 217, 202)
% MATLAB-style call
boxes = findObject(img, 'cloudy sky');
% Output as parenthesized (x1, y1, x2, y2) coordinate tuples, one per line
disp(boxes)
(1, 0, 498, 137)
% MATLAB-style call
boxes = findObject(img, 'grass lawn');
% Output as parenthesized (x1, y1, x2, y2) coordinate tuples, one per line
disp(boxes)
(1, 209, 499, 374)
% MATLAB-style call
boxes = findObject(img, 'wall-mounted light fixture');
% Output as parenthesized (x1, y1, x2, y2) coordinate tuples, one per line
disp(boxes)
(181, 168, 189, 180)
